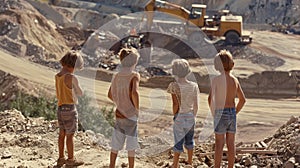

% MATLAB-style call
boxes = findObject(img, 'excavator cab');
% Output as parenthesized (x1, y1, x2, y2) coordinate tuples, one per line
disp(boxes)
(189, 6, 202, 19)
(188, 4, 206, 27)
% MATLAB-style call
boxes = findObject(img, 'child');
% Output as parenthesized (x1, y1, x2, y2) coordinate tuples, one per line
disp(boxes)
(108, 48, 140, 168)
(55, 51, 84, 167)
(167, 59, 199, 168)
(208, 50, 246, 168)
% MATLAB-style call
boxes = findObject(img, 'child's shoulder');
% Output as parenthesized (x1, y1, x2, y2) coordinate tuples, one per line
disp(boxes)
(167, 82, 178, 94)
(168, 81, 177, 87)
(211, 75, 221, 82)
(189, 81, 198, 86)
(229, 74, 239, 83)
(132, 71, 140, 77)
(131, 71, 140, 81)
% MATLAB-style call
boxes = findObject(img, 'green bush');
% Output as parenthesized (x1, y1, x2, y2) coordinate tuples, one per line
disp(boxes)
(8, 91, 115, 137)
(77, 94, 114, 137)
(10, 92, 57, 120)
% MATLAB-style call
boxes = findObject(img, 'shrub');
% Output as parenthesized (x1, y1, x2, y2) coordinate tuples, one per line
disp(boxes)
(10, 92, 57, 120)
(77, 94, 114, 137)
(8, 91, 114, 137)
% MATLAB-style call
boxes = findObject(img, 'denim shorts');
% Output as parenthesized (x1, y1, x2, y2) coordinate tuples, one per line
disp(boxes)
(57, 104, 78, 134)
(173, 112, 195, 152)
(111, 116, 139, 151)
(214, 108, 236, 134)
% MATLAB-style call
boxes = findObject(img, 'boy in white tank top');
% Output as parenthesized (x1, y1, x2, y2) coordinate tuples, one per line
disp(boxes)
(108, 48, 140, 168)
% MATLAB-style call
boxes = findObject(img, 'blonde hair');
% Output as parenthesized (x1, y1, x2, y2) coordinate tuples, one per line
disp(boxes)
(60, 50, 84, 70)
(172, 59, 191, 78)
(214, 50, 234, 72)
(119, 48, 140, 67)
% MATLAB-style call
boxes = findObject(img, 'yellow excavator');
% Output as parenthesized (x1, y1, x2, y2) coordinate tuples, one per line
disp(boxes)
(144, 0, 252, 45)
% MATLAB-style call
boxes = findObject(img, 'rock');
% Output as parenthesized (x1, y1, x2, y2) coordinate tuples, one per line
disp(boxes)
(244, 157, 252, 167)
(196, 164, 209, 168)
(121, 162, 128, 167)
(1, 150, 12, 159)
(295, 154, 300, 163)
(85, 130, 96, 138)
(286, 116, 298, 125)
(156, 160, 164, 166)
(284, 157, 296, 168)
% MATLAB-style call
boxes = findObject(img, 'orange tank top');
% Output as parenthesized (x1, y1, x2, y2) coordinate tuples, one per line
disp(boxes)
(55, 74, 77, 106)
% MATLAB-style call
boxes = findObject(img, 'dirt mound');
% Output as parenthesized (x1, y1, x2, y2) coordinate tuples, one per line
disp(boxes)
(0, 70, 45, 109)
(147, 116, 300, 168)
(268, 116, 300, 165)
(0, 0, 69, 64)
(0, 109, 160, 167)
(0, 109, 96, 167)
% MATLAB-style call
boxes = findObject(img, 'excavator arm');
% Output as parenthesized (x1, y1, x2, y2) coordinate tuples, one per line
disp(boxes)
(145, 0, 190, 30)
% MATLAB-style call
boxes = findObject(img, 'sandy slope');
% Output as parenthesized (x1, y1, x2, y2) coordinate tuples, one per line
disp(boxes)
(250, 31, 300, 71)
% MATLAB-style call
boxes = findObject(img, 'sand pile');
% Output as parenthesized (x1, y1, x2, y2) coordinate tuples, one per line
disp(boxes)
(0, 70, 46, 110)
(0, 107, 299, 167)
(266, 116, 300, 167)
(0, 0, 69, 66)
(0, 109, 98, 167)
(148, 116, 300, 168)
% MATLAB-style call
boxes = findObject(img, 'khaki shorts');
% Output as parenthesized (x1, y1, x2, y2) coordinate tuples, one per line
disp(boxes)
(57, 104, 78, 134)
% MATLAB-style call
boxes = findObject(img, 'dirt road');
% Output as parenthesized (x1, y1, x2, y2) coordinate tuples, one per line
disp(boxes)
(250, 31, 300, 71)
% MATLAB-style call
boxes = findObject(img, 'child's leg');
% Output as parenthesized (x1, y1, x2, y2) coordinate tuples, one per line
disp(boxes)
(128, 150, 135, 168)
(187, 149, 193, 165)
(109, 150, 118, 168)
(214, 134, 225, 168)
(226, 133, 235, 168)
(66, 133, 74, 160)
(58, 129, 66, 159)
(184, 126, 195, 165)
(173, 152, 180, 168)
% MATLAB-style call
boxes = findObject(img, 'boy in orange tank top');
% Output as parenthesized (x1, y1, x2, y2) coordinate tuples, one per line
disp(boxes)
(55, 51, 84, 167)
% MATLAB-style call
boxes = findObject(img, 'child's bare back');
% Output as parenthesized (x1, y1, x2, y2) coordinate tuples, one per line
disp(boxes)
(211, 73, 241, 111)
(208, 50, 246, 168)
(209, 50, 245, 115)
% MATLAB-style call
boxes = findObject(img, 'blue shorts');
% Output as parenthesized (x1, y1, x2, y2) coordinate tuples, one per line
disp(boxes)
(173, 112, 195, 152)
(214, 108, 236, 134)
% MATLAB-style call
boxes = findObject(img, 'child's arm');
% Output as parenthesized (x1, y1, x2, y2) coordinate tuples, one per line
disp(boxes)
(131, 76, 140, 116)
(208, 79, 215, 116)
(108, 86, 113, 101)
(171, 94, 179, 115)
(72, 76, 83, 96)
(65, 74, 83, 96)
(193, 86, 199, 117)
(236, 81, 246, 114)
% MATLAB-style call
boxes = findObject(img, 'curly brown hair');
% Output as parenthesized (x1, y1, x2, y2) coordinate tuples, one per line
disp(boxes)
(214, 50, 234, 72)
(60, 50, 84, 70)
(119, 48, 140, 67)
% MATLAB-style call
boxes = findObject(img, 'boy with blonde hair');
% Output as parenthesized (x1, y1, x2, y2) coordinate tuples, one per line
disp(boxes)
(55, 51, 84, 167)
(208, 50, 246, 168)
(108, 48, 140, 168)
(167, 59, 199, 168)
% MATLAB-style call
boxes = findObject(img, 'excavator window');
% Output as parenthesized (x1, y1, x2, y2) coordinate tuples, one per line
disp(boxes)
(190, 7, 202, 19)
